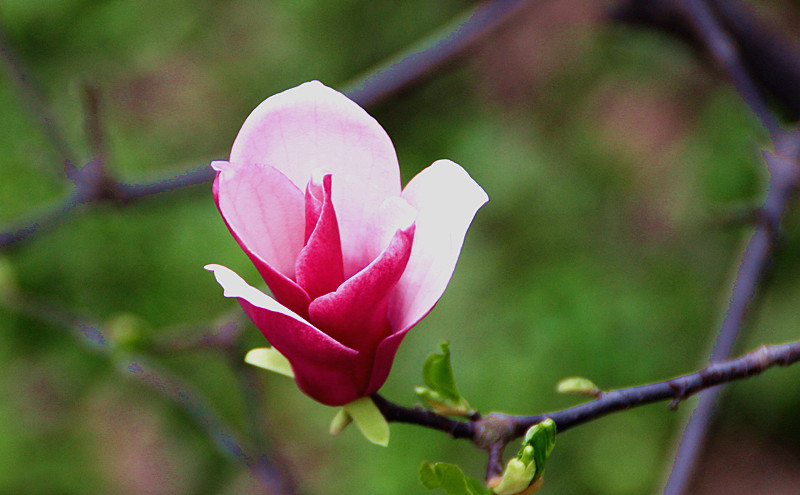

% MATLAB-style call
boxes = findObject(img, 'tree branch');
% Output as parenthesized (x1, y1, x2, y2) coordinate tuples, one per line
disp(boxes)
(375, 340, 800, 478)
(612, 0, 800, 122)
(343, 0, 527, 106)
(0, 29, 76, 178)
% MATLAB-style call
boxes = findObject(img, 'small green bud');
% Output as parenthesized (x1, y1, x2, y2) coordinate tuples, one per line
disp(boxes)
(556, 376, 601, 397)
(342, 397, 389, 447)
(107, 312, 147, 352)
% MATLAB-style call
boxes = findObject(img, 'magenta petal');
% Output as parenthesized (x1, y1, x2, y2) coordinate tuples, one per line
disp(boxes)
(308, 223, 415, 353)
(213, 162, 311, 316)
(295, 174, 345, 300)
(388, 159, 488, 332)
(205, 264, 362, 406)
(364, 327, 412, 395)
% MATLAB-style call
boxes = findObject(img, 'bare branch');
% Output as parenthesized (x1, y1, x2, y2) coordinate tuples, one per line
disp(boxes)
(612, 0, 800, 122)
(673, 0, 782, 140)
(0, 29, 76, 178)
(375, 339, 800, 480)
(1, 289, 295, 494)
(344, 0, 528, 106)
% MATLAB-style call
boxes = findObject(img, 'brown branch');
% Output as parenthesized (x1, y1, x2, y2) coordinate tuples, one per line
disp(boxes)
(375, 340, 800, 482)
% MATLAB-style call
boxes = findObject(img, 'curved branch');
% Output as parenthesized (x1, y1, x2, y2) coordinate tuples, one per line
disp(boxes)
(673, 0, 782, 140)
(512, 340, 800, 435)
(612, 0, 800, 123)
(376, 340, 800, 459)
(343, 0, 527, 106)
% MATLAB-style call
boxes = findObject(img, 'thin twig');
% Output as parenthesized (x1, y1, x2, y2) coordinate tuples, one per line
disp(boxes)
(612, 0, 800, 121)
(0, 29, 76, 178)
(344, 0, 528, 106)
(675, 0, 782, 141)
(371, 393, 474, 439)
(513, 341, 800, 435)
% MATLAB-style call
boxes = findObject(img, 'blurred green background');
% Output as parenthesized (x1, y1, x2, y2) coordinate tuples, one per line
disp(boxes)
(2, 1, 800, 494)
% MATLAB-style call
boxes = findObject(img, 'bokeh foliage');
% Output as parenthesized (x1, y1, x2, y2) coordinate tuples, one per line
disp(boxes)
(2, 1, 800, 494)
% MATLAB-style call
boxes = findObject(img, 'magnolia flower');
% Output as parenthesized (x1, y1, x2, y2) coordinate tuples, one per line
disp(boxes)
(206, 81, 487, 406)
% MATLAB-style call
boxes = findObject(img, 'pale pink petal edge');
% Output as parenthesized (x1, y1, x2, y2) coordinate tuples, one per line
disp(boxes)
(388, 159, 488, 333)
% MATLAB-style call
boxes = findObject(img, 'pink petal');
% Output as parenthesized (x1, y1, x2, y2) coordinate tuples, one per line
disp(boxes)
(295, 174, 344, 300)
(213, 161, 311, 316)
(388, 159, 488, 332)
(205, 264, 362, 406)
(228, 81, 402, 277)
(308, 223, 415, 354)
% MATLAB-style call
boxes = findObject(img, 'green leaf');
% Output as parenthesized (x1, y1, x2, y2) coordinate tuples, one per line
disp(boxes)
(490, 457, 535, 495)
(423, 341, 460, 400)
(556, 376, 600, 397)
(524, 418, 556, 480)
(417, 342, 473, 416)
(490, 419, 557, 495)
(419, 462, 492, 495)
(245, 347, 294, 378)
(343, 396, 389, 447)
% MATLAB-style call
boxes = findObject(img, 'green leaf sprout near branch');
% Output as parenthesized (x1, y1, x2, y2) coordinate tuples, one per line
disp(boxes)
(416, 341, 475, 417)
(420, 462, 493, 495)
(488, 419, 556, 495)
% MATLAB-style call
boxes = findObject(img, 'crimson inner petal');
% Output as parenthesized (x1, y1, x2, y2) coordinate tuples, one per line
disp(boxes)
(295, 174, 345, 300)
(307, 223, 415, 355)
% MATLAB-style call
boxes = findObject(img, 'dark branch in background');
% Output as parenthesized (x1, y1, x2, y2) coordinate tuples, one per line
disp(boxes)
(613, 1, 800, 494)
(344, 0, 528, 107)
(0, 289, 295, 495)
(0, 0, 526, 252)
(0, 30, 76, 179)
(612, 0, 800, 122)
(375, 340, 800, 481)
(674, 0, 781, 139)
